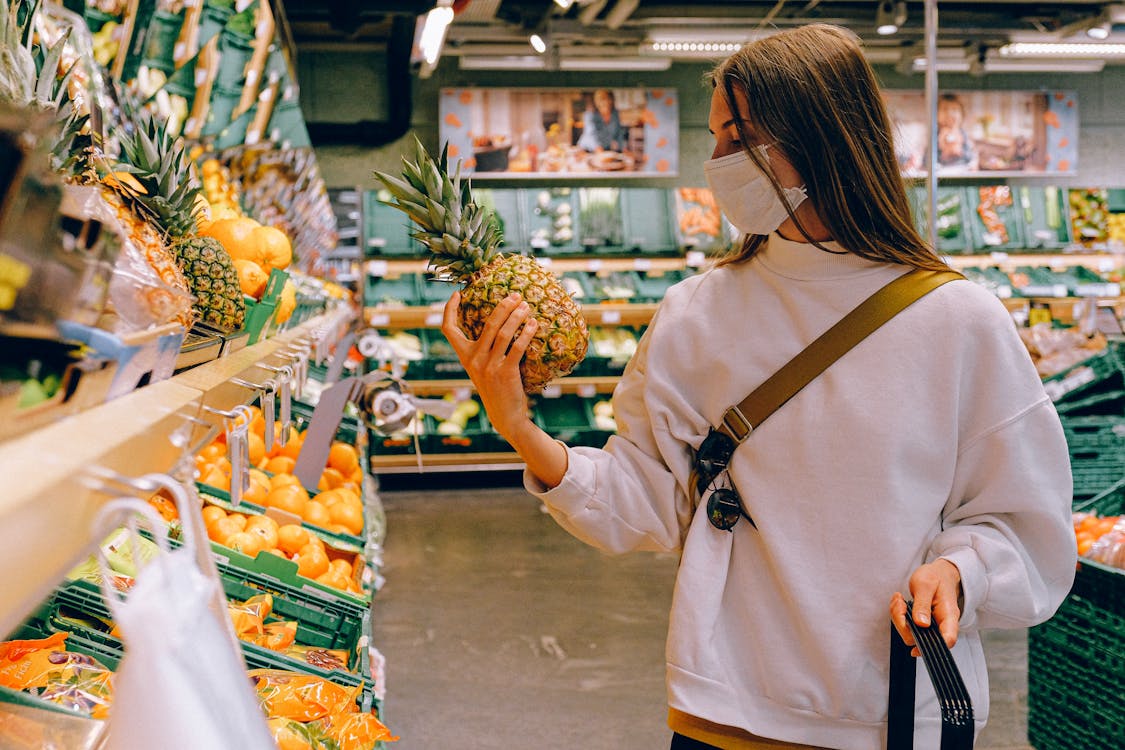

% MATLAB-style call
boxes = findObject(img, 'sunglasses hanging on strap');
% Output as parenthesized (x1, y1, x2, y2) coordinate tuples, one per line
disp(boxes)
(689, 268, 964, 531)
(888, 601, 975, 750)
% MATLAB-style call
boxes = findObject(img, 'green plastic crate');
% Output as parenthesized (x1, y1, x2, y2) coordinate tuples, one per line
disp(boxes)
(364, 274, 420, 307)
(141, 9, 184, 72)
(526, 187, 582, 256)
(215, 29, 255, 90)
(1016, 186, 1071, 251)
(423, 407, 493, 454)
(363, 192, 422, 257)
(909, 186, 972, 254)
(534, 395, 612, 449)
(620, 188, 676, 254)
(1043, 347, 1124, 405)
(966, 185, 1026, 252)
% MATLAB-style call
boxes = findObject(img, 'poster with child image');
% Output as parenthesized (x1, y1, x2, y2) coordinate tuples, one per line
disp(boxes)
(885, 89, 1078, 177)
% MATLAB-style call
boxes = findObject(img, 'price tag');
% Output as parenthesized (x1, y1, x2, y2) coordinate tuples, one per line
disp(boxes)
(531, 238, 550, 250)
(997, 285, 1013, 299)
(601, 310, 622, 325)
(990, 251, 1010, 263)
(1098, 258, 1116, 273)
(454, 387, 472, 402)
(261, 387, 275, 452)
(633, 258, 653, 271)
(586, 259, 604, 272)
(246, 68, 259, 86)
(542, 385, 562, 398)
(686, 251, 706, 268)
(369, 313, 390, 327)
(425, 313, 443, 327)
(173, 43, 185, 60)
(577, 384, 597, 398)
(278, 372, 292, 448)
(195, 68, 208, 86)
(365, 260, 389, 276)
(245, 128, 261, 146)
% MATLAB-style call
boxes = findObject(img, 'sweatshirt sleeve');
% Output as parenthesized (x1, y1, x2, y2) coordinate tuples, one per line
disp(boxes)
(523, 323, 695, 554)
(929, 398, 1076, 631)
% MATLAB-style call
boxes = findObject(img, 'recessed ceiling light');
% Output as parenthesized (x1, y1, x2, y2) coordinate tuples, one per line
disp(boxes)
(530, 34, 547, 54)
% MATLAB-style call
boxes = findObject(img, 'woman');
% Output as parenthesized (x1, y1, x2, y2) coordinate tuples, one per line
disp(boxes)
(442, 24, 1075, 750)
(577, 88, 629, 152)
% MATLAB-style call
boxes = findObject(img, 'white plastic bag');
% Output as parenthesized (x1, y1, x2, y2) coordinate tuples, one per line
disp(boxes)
(96, 482, 274, 750)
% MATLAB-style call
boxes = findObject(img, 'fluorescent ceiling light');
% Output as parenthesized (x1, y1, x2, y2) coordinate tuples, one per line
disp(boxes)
(999, 41, 1125, 57)
(1087, 22, 1111, 40)
(983, 58, 1105, 73)
(419, 2, 454, 66)
(553, 0, 574, 8)
(529, 33, 547, 54)
(649, 40, 742, 54)
(911, 56, 971, 73)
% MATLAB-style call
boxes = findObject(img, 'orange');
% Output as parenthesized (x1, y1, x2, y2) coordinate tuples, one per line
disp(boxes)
(207, 517, 242, 544)
(227, 513, 248, 531)
(224, 531, 264, 558)
(200, 468, 229, 490)
(277, 524, 311, 556)
(328, 524, 353, 535)
(275, 280, 297, 323)
(294, 544, 329, 579)
(277, 432, 303, 461)
(233, 259, 268, 299)
(243, 480, 267, 506)
(201, 505, 227, 529)
(265, 456, 296, 476)
(246, 520, 280, 551)
(264, 548, 286, 558)
(303, 533, 326, 551)
(199, 442, 225, 462)
(253, 225, 292, 271)
(247, 432, 266, 466)
(269, 472, 303, 491)
(264, 484, 309, 517)
(328, 558, 353, 578)
(314, 489, 343, 508)
(333, 486, 361, 507)
(328, 502, 363, 536)
(327, 443, 359, 476)
(347, 467, 363, 485)
(302, 500, 331, 528)
(318, 468, 346, 492)
(314, 569, 348, 591)
(212, 457, 232, 476)
(248, 468, 271, 489)
(200, 216, 263, 263)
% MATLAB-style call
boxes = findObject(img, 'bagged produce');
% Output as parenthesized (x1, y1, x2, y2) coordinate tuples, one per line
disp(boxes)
(249, 669, 360, 722)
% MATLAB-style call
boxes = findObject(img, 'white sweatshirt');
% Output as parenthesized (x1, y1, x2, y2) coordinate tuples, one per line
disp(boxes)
(525, 233, 1076, 749)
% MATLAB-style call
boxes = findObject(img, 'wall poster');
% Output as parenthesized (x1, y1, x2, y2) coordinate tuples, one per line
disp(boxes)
(885, 89, 1078, 177)
(439, 87, 679, 178)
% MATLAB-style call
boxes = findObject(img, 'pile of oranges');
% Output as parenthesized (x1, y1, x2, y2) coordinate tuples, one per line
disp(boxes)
(194, 405, 366, 539)
(201, 506, 362, 594)
(200, 215, 297, 323)
(1073, 512, 1122, 556)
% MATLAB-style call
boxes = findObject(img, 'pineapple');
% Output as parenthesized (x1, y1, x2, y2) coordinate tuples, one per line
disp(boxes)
(374, 137, 588, 393)
(111, 111, 245, 332)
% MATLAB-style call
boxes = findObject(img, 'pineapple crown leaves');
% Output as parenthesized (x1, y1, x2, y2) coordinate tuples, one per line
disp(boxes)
(112, 109, 204, 238)
(0, 0, 75, 111)
(372, 134, 504, 278)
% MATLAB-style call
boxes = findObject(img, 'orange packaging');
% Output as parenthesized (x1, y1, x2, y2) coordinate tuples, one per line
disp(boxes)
(318, 711, 400, 747)
(0, 633, 69, 689)
(228, 594, 274, 637)
(0, 633, 115, 719)
(249, 669, 361, 722)
(244, 621, 299, 652)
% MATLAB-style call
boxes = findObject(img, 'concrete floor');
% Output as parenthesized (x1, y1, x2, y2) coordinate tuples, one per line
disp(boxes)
(371, 486, 1034, 750)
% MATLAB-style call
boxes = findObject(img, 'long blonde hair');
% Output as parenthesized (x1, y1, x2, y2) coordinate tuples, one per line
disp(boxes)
(710, 24, 948, 272)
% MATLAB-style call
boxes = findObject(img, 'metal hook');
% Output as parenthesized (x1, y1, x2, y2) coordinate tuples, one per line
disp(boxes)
(229, 377, 276, 392)
(83, 465, 161, 495)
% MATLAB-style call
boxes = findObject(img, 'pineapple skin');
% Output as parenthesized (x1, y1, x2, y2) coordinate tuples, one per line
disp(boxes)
(456, 255, 589, 394)
(171, 236, 246, 333)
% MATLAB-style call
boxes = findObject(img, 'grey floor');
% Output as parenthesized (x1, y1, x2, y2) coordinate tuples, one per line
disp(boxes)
(371, 486, 1034, 750)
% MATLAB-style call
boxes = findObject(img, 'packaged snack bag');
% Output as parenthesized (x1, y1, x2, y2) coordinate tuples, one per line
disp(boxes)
(317, 711, 399, 747)
(249, 669, 360, 722)
(244, 621, 298, 652)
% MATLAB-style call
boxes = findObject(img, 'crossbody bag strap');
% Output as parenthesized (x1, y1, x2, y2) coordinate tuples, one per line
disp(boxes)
(716, 269, 964, 444)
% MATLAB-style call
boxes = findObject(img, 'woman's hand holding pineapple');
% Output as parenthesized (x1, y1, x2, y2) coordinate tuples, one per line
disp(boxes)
(442, 291, 568, 488)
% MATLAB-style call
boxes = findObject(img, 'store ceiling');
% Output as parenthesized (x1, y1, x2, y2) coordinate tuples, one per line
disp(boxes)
(280, 1, 1125, 70)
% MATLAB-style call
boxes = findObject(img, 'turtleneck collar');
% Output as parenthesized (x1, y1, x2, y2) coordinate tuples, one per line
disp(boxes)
(755, 232, 888, 280)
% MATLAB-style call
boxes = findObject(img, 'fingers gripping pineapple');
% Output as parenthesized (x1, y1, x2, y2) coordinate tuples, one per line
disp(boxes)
(373, 137, 588, 393)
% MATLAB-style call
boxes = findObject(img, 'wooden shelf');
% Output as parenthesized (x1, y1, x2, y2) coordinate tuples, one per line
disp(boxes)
(365, 302, 659, 329)
(363, 255, 689, 278)
(0, 314, 336, 638)
(408, 376, 619, 397)
(368, 451, 525, 474)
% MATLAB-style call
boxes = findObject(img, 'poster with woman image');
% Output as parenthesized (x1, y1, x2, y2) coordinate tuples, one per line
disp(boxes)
(439, 87, 679, 178)
(885, 89, 1078, 177)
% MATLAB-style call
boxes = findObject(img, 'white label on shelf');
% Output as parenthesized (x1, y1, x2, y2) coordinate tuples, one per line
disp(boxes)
(601, 310, 622, 325)
(1098, 258, 1116, 273)
(454, 387, 472, 402)
(586, 259, 604, 272)
(1054, 283, 1068, 298)
(369, 313, 390, 327)
(537, 256, 553, 268)
(686, 251, 706, 267)
(577, 384, 597, 398)
(531, 237, 550, 250)
(1044, 366, 1094, 402)
(367, 237, 387, 248)
(173, 43, 185, 59)
(245, 128, 260, 145)
(246, 68, 259, 86)
(184, 117, 197, 134)
(365, 260, 389, 277)
(195, 68, 207, 86)
(425, 313, 443, 326)
(990, 251, 1010, 262)
(633, 258, 653, 271)
(997, 285, 1013, 299)
(542, 385, 562, 398)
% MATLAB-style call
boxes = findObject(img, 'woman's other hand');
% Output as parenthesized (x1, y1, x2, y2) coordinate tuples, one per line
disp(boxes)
(889, 559, 962, 656)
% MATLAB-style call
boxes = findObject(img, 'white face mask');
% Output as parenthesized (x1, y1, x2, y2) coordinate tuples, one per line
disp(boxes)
(703, 144, 808, 236)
